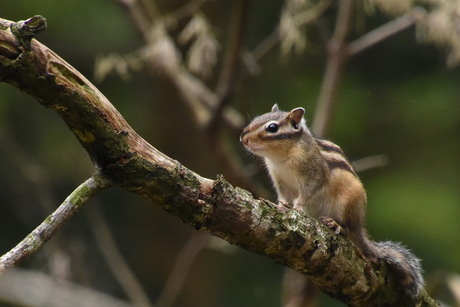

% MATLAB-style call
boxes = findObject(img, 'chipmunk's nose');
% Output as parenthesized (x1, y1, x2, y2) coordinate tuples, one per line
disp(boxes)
(240, 130, 249, 145)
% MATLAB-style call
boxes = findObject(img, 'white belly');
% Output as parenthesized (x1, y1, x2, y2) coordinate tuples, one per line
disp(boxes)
(264, 158, 300, 204)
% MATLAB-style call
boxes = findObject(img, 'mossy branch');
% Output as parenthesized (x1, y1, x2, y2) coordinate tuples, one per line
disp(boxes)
(0, 16, 438, 306)
(0, 174, 111, 272)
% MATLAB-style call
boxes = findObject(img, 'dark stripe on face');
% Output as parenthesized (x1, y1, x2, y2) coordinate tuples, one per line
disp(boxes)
(328, 160, 356, 176)
(261, 129, 303, 140)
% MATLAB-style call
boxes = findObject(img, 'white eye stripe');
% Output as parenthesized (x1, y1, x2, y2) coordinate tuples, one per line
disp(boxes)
(265, 120, 279, 129)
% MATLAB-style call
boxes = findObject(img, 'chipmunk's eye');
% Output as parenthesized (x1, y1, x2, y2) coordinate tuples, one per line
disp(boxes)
(265, 122, 279, 133)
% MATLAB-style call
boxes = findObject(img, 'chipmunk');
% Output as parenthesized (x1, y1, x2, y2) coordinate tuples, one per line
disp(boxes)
(240, 104, 423, 299)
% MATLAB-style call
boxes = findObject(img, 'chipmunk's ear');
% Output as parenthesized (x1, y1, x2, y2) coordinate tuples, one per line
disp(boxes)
(271, 104, 280, 112)
(289, 107, 305, 126)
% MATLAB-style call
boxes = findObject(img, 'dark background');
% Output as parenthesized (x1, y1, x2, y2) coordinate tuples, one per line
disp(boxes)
(1, 1, 459, 306)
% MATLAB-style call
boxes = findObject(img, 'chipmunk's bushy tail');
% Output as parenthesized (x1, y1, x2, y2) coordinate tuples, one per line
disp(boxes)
(369, 240, 424, 299)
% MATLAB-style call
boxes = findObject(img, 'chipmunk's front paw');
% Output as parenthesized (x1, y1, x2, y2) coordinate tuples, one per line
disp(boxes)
(320, 216, 342, 235)
(276, 201, 291, 211)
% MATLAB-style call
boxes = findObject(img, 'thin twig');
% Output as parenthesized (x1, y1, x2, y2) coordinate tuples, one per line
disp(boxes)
(0, 174, 111, 273)
(330, 0, 354, 44)
(311, 0, 354, 137)
(113, 0, 208, 122)
(216, 0, 247, 90)
(0, 18, 438, 304)
(251, 28, 279, 62)
(202, 0, 275, 199)
(352, 154, 389, 173)
(138, 0, 161, 22)
(88, 205, 153, 307)
(155, 233, 210, 307)
(209, 0, 248, 130)
(114, 0, 245, 129)
(246, 0, 331, 67)
(312, 5, 419, 137)
(0, 127, 77, 279)
(296, 0, 332, 25)
(348, 11, 416, 57)
(115, 0, 152, 38)
(114, 0, 266, 196)
(165, 0, 208, 26)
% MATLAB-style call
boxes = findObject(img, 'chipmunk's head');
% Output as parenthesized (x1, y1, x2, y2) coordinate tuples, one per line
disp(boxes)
(240, 104, 308, 159)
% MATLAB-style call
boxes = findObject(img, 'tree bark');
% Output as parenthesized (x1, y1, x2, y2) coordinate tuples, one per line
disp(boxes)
(0, 16, 438, 306)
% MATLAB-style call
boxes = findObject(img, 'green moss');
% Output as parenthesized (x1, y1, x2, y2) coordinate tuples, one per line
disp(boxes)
(72, 128, 96, 144)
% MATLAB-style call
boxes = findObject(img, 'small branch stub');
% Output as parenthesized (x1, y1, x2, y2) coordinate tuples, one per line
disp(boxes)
(10, 15, 47, 50)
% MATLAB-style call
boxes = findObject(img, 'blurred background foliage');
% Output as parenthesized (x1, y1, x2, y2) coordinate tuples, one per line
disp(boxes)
(0, 0, 459, 306)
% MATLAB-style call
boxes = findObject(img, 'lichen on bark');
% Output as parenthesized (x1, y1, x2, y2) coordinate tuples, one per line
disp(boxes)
(0, 16, 439, 306)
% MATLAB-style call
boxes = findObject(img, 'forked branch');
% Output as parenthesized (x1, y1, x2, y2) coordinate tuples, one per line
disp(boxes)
(0, 16, 437, 306)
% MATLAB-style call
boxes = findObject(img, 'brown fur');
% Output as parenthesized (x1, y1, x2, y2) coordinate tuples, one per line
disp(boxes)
(241, 105, 424, 299)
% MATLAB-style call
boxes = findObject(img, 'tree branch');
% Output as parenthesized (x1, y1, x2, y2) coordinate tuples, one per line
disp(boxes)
(115, 0, 245, 131)
(347, 10, 416, 57)
(156, 233, 209, 307)
(311, 0, 354, 137)
(88, 206, 153, 307)
(0, 174, 111, 272)
(311, 5, 420, 138)
(207, 0, 247, 132)
(113, 0, 266, 197)
(165, 0, 208, 26)
(0, 16, 438, 306)
(115, 0, 153, 37)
